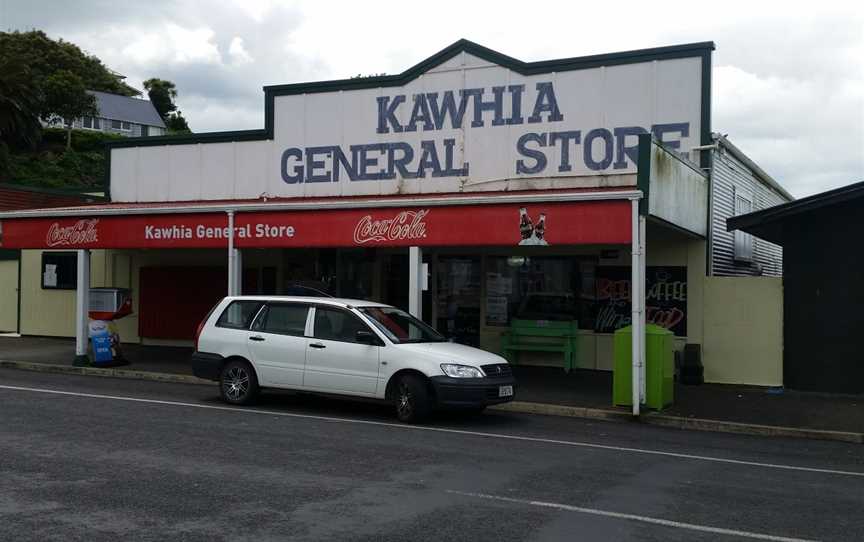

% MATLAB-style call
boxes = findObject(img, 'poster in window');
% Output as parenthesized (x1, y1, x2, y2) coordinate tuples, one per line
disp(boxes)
(486, 273, 513, 296)
(43, 264, 57, 288)
(594, 266, 687, 336)
(485, 296, 508, 325)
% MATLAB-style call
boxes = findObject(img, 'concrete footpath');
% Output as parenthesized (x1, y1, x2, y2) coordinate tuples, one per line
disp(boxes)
(1, 336, 862, 443)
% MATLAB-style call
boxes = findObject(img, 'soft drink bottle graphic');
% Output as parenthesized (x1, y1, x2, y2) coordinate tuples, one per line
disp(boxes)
(535, 213, 547, 242)
(519, 207, 534, 240)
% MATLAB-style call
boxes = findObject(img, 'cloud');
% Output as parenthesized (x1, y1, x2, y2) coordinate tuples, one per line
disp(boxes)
(121, 24, 221, 65)
(228, 37, 253, 65)
(3, 0, 862, 196)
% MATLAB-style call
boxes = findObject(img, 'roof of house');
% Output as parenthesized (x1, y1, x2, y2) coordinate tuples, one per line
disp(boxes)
(89, 90, 166, 128)
(727, 180, 864, 245)
(0, 184, 105, 212)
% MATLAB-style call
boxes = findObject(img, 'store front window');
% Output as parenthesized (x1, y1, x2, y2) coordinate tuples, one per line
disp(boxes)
(484, 256, 595, 329)
(436, 257, 481, 346)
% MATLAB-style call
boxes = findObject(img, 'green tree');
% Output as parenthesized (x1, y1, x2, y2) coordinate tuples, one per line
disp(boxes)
(0, 30, 139, 103)
(143, 78, 192, 133)
(43, 70, 98, 150)
(142, 78, 178, 120)
(165, 110, 191, 133)
(0, 30, 138, 149)
(0, 55, 42, 148)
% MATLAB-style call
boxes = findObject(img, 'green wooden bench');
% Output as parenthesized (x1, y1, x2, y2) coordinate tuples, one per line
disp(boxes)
(501, 319, 579, 372)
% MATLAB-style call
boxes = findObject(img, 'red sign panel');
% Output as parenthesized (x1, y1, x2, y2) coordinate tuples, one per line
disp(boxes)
(0, 201, 631, 249)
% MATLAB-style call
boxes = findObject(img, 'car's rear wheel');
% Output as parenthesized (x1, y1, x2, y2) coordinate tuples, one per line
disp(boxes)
(219, 360, 259, 405)
(395, 374, 432, 423)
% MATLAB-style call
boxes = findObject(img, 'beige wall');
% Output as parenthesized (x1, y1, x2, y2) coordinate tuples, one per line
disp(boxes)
(702, 276, 783, 386)
(19, 249, 108, 337)
(0, 258, 18, 332)
(17, 247, 298, 344)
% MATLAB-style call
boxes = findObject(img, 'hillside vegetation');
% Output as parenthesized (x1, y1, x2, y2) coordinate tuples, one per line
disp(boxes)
(0, 128, 122, 190)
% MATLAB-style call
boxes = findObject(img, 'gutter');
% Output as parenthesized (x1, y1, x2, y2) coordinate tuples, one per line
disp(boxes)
(0, 189, 643, 219)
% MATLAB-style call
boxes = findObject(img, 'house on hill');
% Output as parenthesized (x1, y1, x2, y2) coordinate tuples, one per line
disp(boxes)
(48, 90, 167, 137)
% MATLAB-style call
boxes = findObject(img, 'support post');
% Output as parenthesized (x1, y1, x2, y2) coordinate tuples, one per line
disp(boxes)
(630, 200, 643, 416)
(233, 247, 243, 295)
(73, 249, 91, 366)
(227, 211, 236, 296)
(639, 214, 647, 403)
(408, 246, 422, 318)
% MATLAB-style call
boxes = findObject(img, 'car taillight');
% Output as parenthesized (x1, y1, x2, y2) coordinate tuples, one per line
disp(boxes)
(195, 300, 223, 352)
(194, 318, 206, 352)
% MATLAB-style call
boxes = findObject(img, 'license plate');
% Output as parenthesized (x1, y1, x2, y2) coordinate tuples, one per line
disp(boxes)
(499, 385, 513, 397)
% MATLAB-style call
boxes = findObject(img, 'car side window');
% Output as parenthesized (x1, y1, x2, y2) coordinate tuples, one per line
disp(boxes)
(313, 307, 372, 343)
(255, 303, 309, 336)
(216, 300, 263, 330)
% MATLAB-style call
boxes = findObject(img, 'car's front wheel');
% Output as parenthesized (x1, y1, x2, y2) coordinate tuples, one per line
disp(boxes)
(219, 359, 259, 405)
(395, 374, 432, 423)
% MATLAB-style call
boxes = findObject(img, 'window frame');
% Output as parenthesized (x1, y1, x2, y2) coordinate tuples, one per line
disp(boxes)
(41, 251, 78, 290)
(81, 116, 101, 130)
(311, 305, 383, 346)
(251, 302, 312, 337)
(215, 300, 265, 330)
(733, 186, 755, 263)
(111, 119, 132, 132)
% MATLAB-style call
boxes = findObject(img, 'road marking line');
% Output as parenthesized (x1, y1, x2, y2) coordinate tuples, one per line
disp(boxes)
(446, 491, 818, 542)
(1, 383, 862, 479)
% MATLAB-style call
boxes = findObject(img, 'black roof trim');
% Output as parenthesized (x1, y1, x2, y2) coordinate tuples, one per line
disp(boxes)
(264, 39, 715, 96)
(103, 39, 713, 151)
(104, 129, 269, 149)
(727, 180, 864, 234)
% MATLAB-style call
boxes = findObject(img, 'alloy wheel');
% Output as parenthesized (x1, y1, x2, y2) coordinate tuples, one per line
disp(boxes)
(223, 366, 250, 401)
(397, 381, 414, 420)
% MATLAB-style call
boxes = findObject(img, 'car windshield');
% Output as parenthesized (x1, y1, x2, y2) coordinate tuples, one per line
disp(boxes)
(358, 306, 447, 344)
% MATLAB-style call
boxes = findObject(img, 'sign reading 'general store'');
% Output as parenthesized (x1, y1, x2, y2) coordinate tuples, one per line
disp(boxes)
(107, 43, 707, 202)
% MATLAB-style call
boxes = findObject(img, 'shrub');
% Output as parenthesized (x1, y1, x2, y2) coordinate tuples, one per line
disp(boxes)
(42, 127, 124, 152)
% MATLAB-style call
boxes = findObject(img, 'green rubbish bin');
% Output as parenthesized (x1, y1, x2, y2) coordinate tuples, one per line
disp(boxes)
(613, 324, 675, 410)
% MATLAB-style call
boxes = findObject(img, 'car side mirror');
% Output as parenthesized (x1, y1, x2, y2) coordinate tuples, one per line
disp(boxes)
(355, 330, 377, 345)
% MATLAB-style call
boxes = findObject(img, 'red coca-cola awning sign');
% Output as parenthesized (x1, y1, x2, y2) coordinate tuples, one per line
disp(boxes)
(0, 200, 631, 249)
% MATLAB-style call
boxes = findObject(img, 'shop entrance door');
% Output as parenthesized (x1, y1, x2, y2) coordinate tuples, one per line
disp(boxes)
(139, 266, 226, 340)
(383, 254, 409, 312)
(436, 257, 481, 347)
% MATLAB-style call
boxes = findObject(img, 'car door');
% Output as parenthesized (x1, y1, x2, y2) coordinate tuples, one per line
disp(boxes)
(246, 302, 311, 388)
(303, 306, 381, 395)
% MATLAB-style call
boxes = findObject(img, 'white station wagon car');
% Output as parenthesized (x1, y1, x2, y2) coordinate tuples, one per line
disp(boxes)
(192, 296, 516, 422)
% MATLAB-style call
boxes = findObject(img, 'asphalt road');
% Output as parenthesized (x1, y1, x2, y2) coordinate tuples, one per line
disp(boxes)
(1, 368, 862, 542)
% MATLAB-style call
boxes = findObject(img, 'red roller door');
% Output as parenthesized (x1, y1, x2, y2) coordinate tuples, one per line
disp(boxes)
(139, 267, 227, 340)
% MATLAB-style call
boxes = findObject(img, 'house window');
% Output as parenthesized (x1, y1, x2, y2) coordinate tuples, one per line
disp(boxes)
(42, 252, 78, 290)
(111, 119, 132, 131)
(733, 187, 754, 262)
(82, 116, 101, 130)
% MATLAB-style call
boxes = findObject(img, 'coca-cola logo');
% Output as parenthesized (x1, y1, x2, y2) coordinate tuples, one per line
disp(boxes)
(46, 219, 99, 247)
(353, 210, 429, 244)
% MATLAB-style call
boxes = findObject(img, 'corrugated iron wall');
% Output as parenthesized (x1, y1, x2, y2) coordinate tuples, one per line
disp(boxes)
(710, 149, 787, 276)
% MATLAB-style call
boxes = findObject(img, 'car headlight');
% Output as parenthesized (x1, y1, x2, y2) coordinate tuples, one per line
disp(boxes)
(440, 363, 485, 378)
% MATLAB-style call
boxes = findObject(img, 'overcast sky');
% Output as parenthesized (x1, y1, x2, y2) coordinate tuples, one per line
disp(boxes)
(2, 0, 861, 197)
